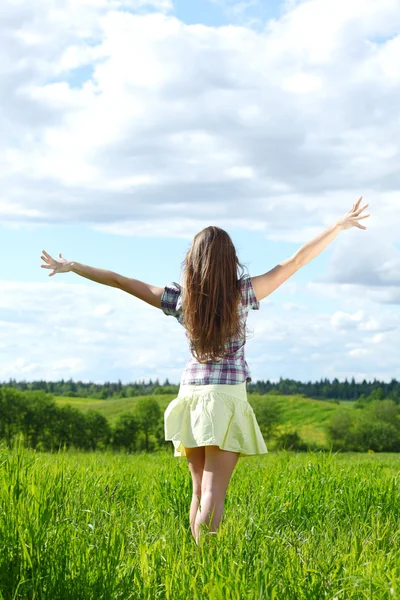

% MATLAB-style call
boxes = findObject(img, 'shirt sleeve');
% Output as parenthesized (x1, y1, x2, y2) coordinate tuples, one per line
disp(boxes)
(161, 282, 182, 319)
(240, 275, 260, 311)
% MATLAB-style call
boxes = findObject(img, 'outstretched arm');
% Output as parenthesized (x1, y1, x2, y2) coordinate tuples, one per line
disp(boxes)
(252, 197, 370, 302)
(40, 250, 163, 309)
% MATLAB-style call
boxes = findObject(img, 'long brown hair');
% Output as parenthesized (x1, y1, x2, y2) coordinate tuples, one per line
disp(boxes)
(181, 226, 246, 363)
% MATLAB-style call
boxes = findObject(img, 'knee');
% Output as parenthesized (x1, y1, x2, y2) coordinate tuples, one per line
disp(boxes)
(193, 485, 202, 499)
(200, 487, 224, 507)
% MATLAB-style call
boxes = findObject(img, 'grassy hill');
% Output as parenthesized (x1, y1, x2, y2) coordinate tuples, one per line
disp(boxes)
(268, 394, 350, 447)
(54, 394, 174, 423)
(54, 393, 352, 449)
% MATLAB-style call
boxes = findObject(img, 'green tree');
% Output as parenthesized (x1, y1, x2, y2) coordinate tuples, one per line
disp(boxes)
(367, 387, 385, 402)
(52, 404, 89, 450)
(326, 400, 400, 452)
(353, 400, 400, 452)
(367, 399, 400, 428)
(112, 413, 139, 452)
(250, 396, 282, 441)
(0, 388, 25, 447)
(353, 419, 400, 452)
(85, 410, 112, 451)
(388, 390, 400, 405)
(354, 393, 368, 409)
(325, 411, 354, 450)
(19, 391, 59, 450)
(134, 397, 161, 452)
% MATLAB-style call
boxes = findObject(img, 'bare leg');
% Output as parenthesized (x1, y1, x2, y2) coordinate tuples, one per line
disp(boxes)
(195, 445, 240, 546)
(185, 446, 205, 539)
(189, 493, 201, 538)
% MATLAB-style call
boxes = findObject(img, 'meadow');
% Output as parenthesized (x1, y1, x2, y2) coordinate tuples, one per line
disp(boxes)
(0, 441, 399, 599)
(53, 392, 347, 449)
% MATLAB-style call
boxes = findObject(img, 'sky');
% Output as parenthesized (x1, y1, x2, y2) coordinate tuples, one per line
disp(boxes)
(1, 0, 400, 385)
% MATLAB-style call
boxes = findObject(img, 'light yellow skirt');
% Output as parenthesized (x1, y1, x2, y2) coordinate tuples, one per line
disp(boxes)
(164, 381, 268, 458)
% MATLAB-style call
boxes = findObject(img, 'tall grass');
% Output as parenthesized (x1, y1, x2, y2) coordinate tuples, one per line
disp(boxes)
(0, 440, 399, 599)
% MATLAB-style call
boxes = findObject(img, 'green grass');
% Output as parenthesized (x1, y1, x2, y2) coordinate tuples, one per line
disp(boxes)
(0, 442, 399, 599)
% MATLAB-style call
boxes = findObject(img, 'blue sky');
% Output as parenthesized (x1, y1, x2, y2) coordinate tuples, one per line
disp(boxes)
(173, 0, 237, 26)
(171, 0, 284, 27)
(1, 0, 399, 384)
(2, 221, 315, 286)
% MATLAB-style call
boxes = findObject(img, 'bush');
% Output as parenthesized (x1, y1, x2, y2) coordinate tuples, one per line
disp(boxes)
(275, 430, 308, 451)
(325, 411, 354, 449)
(326, 400, 400, 452)
(353, 419, 400, 452)
(354, 394, 368, 409)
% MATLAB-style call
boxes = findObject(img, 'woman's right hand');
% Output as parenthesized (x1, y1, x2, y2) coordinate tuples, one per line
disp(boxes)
(40, 250, 72, 276)
(337, 196, 371, 231)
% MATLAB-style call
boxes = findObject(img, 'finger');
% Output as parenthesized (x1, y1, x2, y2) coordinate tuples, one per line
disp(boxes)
(42, 250, 52, 259)
(41, 255, 50, 263)
(352, 211, 370, 219)
(355, 196, 363, 209)
(41, 265, 52, 269)
(355, 223, 367, 230)
(355, 203, 369, 214)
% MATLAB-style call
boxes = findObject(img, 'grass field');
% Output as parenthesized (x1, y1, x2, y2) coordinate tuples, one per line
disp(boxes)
(0, 442, 399, 599)
(54, 393, 351, 448)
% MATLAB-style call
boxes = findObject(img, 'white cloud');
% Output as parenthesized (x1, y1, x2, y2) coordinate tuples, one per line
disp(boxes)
(246, 299, 400, 382)
(331, 310, 364, 331)
(1, 0, 399, 250)
(1, 277, 400, 383)
(348, 348, 371, 357)
(282, 71, 323, 93)
(282, 301, 306, 311)
(92, 303, 114, 316)
(311, 228, 400, 305)
(1, 0, 400, 383)
(0, 279, 188, 382)
(366, 332, 386, 344)
(359, 317, 383, 332)
(3, 358, 40, 375)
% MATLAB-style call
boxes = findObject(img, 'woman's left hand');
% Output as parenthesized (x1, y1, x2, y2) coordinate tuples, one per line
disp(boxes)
(40, 250, 72, 276)
(336, 196, 370, 231)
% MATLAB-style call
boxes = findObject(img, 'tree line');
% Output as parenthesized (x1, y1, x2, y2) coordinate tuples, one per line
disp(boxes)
(1, 386, 399, 454)
(1, 377, 400, 403)
(0, 388, 165, 453)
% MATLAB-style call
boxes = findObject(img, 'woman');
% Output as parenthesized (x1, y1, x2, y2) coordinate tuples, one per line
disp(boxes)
(40, 197, 370, 546)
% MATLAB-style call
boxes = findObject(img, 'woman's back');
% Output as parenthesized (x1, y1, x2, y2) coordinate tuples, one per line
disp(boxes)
(161, 274, 260, 385)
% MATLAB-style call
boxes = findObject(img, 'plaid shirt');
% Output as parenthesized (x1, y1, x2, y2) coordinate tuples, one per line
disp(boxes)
(161, 274, 260, 385)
